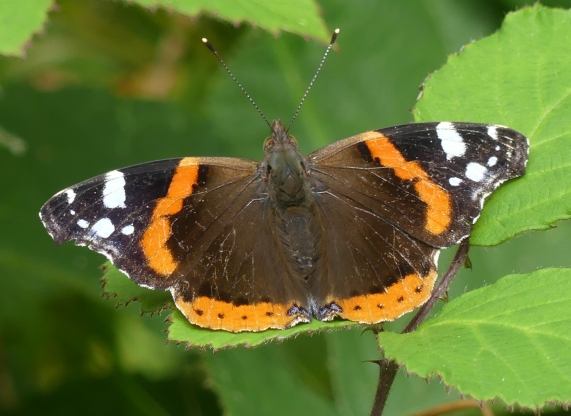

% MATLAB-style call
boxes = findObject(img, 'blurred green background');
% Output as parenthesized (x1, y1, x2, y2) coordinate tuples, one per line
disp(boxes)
(1, 0, 571, 415)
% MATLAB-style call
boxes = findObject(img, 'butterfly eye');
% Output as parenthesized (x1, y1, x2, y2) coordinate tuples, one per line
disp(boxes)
(264, 138, 275, 152)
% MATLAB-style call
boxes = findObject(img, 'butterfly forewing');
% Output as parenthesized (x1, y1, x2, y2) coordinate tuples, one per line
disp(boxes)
(309, 122, 528, 247)
(40, 158, 190, 289)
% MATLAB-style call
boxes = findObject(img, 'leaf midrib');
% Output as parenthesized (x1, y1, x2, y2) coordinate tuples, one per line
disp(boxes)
(422, 319, 571, 344)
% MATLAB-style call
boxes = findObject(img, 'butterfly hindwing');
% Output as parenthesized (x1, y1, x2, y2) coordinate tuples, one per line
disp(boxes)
(308, 122, 528, 247)
(310, 187, 439, 324)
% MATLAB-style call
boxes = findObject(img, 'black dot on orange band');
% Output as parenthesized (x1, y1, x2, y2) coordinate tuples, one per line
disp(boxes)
(415, 285, 424, 293)
(241, 315, 248, 320)
(217, 313, 224, 319)
(265, 311, 274, 317)
(397, 296, 404, 303)
(353, 305, 362, 311)
(377, 304, 384, 309)
(194, 309, 204, 316)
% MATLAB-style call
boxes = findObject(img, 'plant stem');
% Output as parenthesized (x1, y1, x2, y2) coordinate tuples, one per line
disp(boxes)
(370, 240, 470, 416)
(370, 359, 399, 416)
(404, 241, 470, 334)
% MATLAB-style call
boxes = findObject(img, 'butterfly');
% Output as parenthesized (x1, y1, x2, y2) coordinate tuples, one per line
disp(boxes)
(39, 118, 528, 331)
(39, 31, 529, 332)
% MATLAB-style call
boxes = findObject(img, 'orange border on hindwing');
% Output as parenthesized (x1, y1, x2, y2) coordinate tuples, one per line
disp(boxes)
(175, 297, 302, 332)
(333, 270, 438, 323)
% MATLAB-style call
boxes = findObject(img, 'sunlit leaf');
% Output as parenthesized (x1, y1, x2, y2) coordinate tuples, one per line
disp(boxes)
(0, 0, 52, 56)
(128, 0, 329, 41)
(380, 268, 571, 408)
(414, 5, 571, 245)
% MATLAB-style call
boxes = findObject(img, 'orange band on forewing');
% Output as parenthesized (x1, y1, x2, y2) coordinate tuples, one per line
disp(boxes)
(333, 270, 437, 323)
(175, 297, 299, 332)
(413, 181, 451, 235)
(364, 133, 451, 235)
(141, 158, 200, 276)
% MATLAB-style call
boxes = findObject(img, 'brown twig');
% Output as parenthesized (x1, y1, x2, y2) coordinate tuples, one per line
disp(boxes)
(370, 239, 471, 416)
(411, 399, 494, 416)
(404, 241, 470, 334)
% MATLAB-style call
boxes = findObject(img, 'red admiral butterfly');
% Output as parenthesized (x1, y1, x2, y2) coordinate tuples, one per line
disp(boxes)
(39, 30, 528, 332)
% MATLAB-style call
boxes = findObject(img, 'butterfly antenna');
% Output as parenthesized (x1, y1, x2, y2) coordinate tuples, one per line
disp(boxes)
(201, 37, 271, 129)
(286, 28, 340, 133)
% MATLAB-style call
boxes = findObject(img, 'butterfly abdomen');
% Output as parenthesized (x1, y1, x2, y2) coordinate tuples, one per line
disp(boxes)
(273, 205, 322, 283)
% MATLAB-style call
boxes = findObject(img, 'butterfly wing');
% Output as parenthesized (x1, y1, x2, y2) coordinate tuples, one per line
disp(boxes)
(40, 157, 310, 331)
(305, 122, 527, 324)
(309, 122, 528, 248)
(309, 188, 439, 324)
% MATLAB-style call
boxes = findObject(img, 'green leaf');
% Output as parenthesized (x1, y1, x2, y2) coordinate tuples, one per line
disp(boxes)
(414, 5, 571, 246)
(102, 263, 171, 313)
(325, 330, 378, 415)
(127, 0, 329, 41)
(168, 309, 355, 349)
(203, 329, 383, 416)
(379, 268, 571, 408)
(204, 340, 337, 415)
(0, 0, 53, 56)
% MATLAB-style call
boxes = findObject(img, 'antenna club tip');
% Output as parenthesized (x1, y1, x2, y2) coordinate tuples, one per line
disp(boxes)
(330, 28, 340, 44)
(201, 37, 216, 53)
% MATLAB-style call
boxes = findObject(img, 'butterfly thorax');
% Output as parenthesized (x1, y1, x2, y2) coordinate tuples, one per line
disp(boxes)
(263, 120, 312, 208)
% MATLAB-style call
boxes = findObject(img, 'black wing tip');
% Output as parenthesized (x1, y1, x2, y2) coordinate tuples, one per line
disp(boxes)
(39, 205, 65, 243)
(39, 192, 74, 244)
(497, 126, 530, 177)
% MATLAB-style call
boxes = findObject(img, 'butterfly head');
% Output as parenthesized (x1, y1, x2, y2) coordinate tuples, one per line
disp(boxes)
(264, 120, 297, 148)
(263, 120, 308, 206)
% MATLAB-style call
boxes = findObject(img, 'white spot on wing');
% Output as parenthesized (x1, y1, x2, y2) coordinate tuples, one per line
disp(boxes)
(465, 162, 487, 182)
(121, 224, 134, 235)
(77, 219, 90, 228)
(70, 210, 76, 215)
(495, 145, 500, 151)
(432, 250, 441, 267)
(448, 177, 463, 187)
(91, 218, 115, 238)
(436, 122, 466, 160)
(103, 170, 126, 209)
(487, 156, 498, 167)
(65, 189, 76, 204)
(487, 125, 499, 140)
